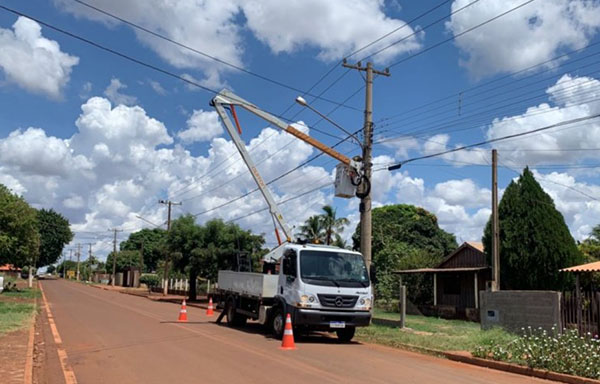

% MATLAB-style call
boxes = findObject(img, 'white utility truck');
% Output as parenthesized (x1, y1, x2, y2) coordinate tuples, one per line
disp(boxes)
(211, 90, 373, 342)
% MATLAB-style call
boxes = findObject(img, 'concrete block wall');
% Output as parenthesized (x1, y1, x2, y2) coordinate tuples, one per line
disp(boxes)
(480, 290, 562, 332)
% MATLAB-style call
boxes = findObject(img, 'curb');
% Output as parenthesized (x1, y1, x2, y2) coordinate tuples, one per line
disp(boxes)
(443, 352, 600, 384)
(363, 323, 600, 384)
(23, 285, 38, 384)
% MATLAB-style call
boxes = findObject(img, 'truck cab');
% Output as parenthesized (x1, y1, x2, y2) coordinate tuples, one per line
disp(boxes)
(271, 243, 372, 342)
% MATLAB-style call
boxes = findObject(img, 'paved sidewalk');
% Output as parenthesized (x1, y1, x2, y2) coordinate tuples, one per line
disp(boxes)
(0, 328, 30, 384)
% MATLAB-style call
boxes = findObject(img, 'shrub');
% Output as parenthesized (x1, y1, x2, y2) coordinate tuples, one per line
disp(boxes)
(473, 326, 600, 379)
(139, 274, 160, 291)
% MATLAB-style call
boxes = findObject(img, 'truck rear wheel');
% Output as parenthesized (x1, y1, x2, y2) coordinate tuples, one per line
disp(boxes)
(271, 307, 284, 339)
(336, 327, 355, 343)
(225, 298, 247, 327)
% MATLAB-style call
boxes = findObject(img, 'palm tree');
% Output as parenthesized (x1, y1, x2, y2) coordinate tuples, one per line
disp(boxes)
(297, 215, 325, 244)
(320, 205, 349, 246)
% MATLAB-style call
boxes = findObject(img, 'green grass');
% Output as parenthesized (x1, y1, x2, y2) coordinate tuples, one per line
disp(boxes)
(2, 288, 41, 299)
(356, 310, 516, 352)
(0, 286, 39, 335)
(0, 302, 36, 334)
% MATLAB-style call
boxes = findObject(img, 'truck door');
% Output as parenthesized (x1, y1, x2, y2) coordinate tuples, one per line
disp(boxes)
(279, 249, 298, 305)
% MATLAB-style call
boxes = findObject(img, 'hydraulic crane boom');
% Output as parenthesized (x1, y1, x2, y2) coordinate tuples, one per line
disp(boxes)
(211, 90, 365, 255)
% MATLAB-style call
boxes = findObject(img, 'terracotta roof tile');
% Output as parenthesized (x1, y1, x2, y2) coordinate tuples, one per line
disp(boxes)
(560, 260, 600, 273)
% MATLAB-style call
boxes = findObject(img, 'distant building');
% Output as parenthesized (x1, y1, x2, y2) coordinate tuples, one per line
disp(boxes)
(0, 264, 22, 278)
(395, 242, 490, 321)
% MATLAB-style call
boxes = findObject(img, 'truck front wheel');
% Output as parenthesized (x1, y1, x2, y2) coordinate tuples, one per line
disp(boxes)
(336, 327, 355, 343)
(271, 307, 285, 339)
(225, 298, 247, 327)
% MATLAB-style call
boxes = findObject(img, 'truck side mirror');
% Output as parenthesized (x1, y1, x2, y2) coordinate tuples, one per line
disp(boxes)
(369, 264, 377, 284)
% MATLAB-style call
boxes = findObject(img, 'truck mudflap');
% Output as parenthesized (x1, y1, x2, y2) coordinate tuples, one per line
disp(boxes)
(291, 308, 371, 329)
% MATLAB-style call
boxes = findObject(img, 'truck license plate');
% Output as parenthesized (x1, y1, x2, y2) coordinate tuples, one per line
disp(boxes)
(330, 321, 345, 329)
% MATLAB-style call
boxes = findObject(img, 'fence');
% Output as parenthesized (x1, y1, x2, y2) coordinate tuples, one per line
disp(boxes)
(151, 278, 213, 296)
(561, 290, 600, 336)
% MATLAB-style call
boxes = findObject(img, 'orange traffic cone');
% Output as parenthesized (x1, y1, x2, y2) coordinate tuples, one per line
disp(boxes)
(280, 313, 296, 350)
(177, 299, 188, 322)
(206, 297, 214, 316)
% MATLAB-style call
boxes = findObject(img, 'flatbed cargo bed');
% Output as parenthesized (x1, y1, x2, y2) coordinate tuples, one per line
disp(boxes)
(217, 270, 278, 299)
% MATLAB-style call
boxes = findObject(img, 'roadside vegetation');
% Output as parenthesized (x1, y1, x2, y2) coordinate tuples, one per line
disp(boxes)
(0, 277, 39, 335)
(356, 310, 513, 352)
(473, 327, 600, 380)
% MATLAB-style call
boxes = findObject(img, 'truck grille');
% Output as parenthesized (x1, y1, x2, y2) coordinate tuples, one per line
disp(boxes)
(317, 294, 358, 308)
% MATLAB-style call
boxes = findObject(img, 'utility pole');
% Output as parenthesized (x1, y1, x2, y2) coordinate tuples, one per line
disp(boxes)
(109, 228, 123, 287)
(76, 243, 81, 281)
(67, 249, 72, 279)
(491, 149, 500, 291)
(159, 200, 181, 295)
(342, 60, 390, 272)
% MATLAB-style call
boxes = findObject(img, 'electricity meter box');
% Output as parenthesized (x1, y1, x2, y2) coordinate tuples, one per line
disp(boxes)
(334, 163, 356, 198)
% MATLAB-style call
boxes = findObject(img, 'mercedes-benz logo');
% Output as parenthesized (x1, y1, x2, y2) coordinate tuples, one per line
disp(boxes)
(334, 296, 344, 307)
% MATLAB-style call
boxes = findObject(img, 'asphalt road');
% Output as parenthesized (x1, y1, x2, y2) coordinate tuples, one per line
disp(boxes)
(38, 280, 554, 384)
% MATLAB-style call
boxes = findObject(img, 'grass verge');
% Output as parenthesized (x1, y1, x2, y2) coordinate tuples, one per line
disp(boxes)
(356, 309, 515, 352)
(0, 285, 39, 335)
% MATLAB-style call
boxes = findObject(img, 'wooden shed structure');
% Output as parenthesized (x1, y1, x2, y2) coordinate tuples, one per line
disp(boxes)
(395, 242, 491, 321)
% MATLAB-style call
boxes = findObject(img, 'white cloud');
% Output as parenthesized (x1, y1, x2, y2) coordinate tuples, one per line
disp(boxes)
(57, 0, 422, 89)
(148, 80, 167, 95)
(485, 74, 600, 166)
(446, 0, 600, 78)
(103, 78, 138, 106)
(0, 16, 79, 98)
(432, 179, 490, 208)
(421, 133, 490, 165)
(0, 96, 337, 257)
(240, 0, 423, 63)
(177, 109, 223, 143)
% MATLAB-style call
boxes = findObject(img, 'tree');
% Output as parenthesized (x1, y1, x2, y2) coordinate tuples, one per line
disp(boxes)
(36, 209, 73, 268)
(168, 216, 265, 300)
(0, 184, 39, 268)
(321, 205, 349, 245)
(353, 204, 457, 304)
(105, 250, 144, 273)
(120, 228, 167, 272)
(482, 167, 583, 291)
(297, 215, 325, 244)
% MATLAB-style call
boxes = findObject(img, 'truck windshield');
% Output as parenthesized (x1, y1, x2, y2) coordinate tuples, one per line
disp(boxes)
(299, 250, 370, 288)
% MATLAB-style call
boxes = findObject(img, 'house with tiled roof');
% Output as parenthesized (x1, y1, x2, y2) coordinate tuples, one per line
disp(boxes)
(395, 242, 491, 321)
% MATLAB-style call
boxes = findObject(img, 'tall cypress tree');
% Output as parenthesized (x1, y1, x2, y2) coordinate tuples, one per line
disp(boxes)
(483, 168, 583, 290)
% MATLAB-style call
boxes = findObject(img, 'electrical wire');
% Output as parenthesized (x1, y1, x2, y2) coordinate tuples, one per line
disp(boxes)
(70, 0, 363, 111)
(387, 0, 536, 69)
(384, 113, 600, 170)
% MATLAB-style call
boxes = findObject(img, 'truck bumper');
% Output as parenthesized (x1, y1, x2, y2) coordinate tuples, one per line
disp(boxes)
(291, 308, 371, 329)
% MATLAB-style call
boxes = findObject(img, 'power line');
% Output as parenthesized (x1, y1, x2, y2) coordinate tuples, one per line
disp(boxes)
(387, 0, 537, 69)
(227, 182, 334, 223)
(386, 113, 600, 170)
(358, 0, 482, 62)
(374, 84, 600, 145)
(497, 156, 599, 202)
(279, 0, 457, 120)
(377, 54, 600, 132)
(70, 0, 361, 112)
(376, 40, 600, 125)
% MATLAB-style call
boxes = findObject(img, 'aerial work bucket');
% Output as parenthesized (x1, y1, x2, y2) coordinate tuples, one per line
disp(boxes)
(334, 163, 357, 198)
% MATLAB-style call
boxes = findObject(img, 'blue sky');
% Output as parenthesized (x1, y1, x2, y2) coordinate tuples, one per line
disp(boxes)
(1, 0, 600, 260)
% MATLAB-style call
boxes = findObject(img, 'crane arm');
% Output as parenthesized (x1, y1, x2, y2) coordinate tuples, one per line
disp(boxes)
(212, 90, 362, 172)
(212, 101, 294, 243)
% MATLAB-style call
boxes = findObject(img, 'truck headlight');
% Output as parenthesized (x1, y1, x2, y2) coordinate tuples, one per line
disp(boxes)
(358, 297, 371, 309)
(297, 295, 317, 307)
